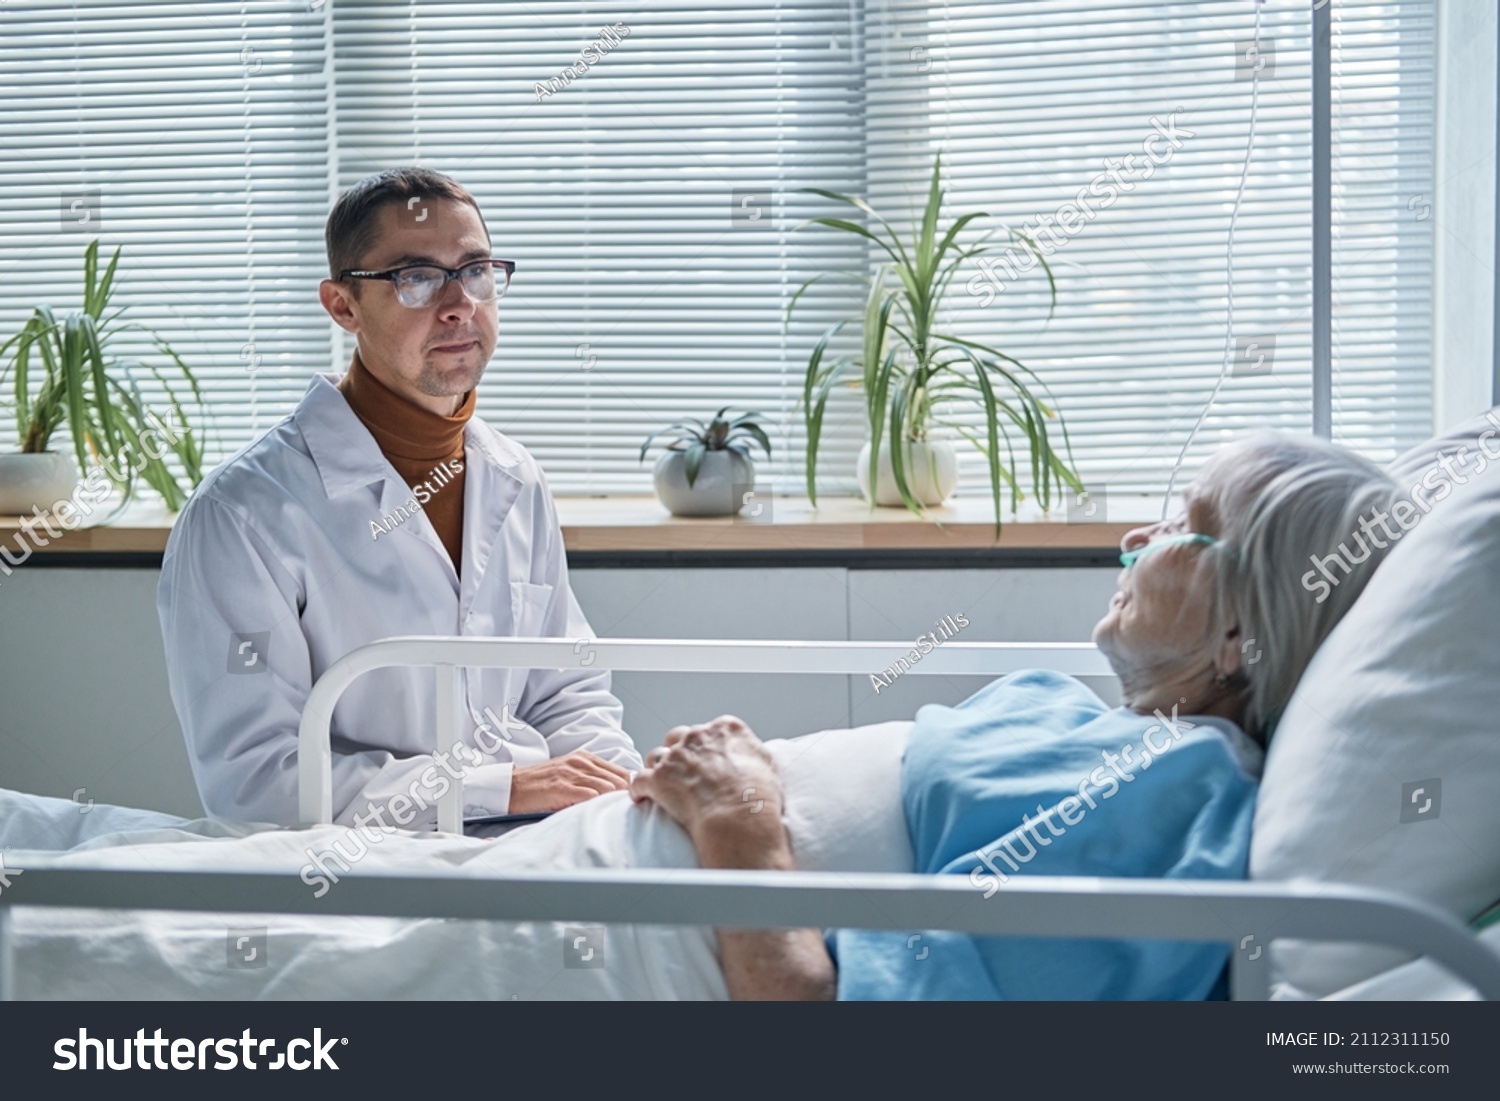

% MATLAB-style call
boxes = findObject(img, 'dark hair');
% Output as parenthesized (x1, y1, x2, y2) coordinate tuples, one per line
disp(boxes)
(324, 166, 490, 294)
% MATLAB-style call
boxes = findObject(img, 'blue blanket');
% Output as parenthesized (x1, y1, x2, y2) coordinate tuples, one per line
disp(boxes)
(833, 670, 1262, 1000)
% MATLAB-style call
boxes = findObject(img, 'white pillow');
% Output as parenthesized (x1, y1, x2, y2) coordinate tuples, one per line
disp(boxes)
(765, 720, 915, 874)
(1323, 923, 1500, 1001)
(508, 719, 914, 876)
(1251, 407, 1500, 998)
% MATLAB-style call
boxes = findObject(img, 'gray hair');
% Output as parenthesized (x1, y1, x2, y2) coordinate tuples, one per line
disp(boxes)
(1194, 432, 1400, 744)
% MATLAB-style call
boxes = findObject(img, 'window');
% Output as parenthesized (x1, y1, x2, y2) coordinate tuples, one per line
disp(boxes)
(333, 0, 867, 493)
(0, 0, 333, 450)
(0, 1, 1435, 503)
(865, 0, 1434, 494)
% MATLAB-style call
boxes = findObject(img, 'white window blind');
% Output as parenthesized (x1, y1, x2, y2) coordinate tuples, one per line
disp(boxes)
(0, 1, 335, 462)
(333, 0, 869, 494)
(863, 0, 1434, 497)
(1, 1, 1435, 503)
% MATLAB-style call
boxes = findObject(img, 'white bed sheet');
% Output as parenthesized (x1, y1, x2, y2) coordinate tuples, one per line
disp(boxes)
(1306, 923, 1500, 1002)
(1, 720, 914, 1000)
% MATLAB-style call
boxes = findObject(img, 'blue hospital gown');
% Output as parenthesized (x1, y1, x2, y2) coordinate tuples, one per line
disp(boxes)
(832, 669, 1263, 1000)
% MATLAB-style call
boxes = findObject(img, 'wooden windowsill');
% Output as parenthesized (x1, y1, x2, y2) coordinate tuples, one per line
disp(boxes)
(554, 495, 1148, 552)
(0, 493, 1159, 556)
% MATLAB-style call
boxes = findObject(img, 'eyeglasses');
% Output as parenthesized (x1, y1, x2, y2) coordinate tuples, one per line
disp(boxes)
(1119, 532, 1218, 569)
(339, 258, 516, 309)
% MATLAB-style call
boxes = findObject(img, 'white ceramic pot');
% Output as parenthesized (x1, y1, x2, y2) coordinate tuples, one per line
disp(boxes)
(857, 439, 958, 507)
(653, 449, 757, 517)
(0, 451, 80, 516)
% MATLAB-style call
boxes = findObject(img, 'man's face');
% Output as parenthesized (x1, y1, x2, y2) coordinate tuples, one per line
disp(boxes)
(321, 197, 498, 405)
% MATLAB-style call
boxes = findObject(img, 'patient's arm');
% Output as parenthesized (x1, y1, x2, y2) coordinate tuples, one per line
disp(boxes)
(629, 717, 836, 1001)
(690, 808, 837, 1001)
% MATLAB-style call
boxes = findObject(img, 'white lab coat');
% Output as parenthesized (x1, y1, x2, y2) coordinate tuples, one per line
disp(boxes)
(157, 371, 641, 828)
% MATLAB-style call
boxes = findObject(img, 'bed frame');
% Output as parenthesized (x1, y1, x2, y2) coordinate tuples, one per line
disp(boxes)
(5, 635, 1499, 1002)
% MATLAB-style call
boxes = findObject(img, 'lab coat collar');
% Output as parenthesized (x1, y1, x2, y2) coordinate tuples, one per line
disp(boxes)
(297, 371, 399, 500)
(295, 370, 529, 604)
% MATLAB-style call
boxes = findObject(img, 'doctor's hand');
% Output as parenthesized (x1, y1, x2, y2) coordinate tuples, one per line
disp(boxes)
(629, 716, 785, 845)
(508, 750, 632, 813)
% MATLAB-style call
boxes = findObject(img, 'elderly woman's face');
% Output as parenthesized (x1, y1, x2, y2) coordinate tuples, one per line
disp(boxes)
(1092, 486, 1227, 692)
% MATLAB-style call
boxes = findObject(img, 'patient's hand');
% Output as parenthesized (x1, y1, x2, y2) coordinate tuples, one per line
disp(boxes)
(509, 750, 632, 813)
(631, 716, 835, 1001)
(628, 716, 785, 843)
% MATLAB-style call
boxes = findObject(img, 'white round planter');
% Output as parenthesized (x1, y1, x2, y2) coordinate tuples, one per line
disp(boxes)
(653, 449, 756, 517)
(857, 439, 958, 507)
(0, 451, 80, 516)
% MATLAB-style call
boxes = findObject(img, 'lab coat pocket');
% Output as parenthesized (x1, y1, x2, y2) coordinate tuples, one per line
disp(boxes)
(509, 580, 556, 636)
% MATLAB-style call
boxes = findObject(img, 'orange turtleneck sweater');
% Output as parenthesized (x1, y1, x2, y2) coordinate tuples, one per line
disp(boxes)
(337, 348, 475, 575)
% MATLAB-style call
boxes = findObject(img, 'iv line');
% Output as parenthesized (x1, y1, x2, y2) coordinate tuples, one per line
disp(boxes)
(1161, 0, 1265, 519)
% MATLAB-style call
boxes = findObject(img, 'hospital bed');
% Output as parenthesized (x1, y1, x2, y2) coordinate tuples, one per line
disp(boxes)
(5, 634, 1500, 1001)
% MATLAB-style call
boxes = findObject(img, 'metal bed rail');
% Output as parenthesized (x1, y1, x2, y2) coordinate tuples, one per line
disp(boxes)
(0, 634, 1436, 1001)
(296, 635, 1116, 831)
(3, 863, 1499, 1001)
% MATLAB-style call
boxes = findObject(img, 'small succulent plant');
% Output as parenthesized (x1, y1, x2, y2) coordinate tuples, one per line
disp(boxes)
(639, 407, 773, 487)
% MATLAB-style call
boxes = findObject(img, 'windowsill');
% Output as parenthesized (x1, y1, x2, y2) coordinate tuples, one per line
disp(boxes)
(554, 494, 1151, 552)
(0, 493, 1160, 556)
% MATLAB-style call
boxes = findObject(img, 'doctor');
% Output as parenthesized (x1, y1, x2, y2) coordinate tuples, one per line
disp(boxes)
(158, 166, 642, 828)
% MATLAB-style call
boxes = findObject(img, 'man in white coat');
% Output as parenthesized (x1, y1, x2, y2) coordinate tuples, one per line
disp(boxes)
(158, 166, 642, 829)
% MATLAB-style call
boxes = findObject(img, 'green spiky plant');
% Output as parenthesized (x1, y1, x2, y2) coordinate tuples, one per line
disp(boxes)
(0, 239, 206, 514)
(788, 154, 1082, 538)
(639, 406, 773, 486)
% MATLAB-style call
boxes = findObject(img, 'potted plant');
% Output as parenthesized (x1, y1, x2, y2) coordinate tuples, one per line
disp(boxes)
(0, 240, 205, 518)
(639, 407, 773, 517)
(788, 154, 1082, 537)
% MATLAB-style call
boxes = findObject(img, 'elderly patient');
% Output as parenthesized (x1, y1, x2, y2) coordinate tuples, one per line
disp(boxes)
(629, 433, 1401, 1000)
